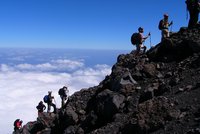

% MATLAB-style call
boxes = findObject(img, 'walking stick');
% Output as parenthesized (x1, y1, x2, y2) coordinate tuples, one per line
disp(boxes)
(170, 23, 173, 33)
(149, 33, 152, 48)
(53, 98, 57, 106)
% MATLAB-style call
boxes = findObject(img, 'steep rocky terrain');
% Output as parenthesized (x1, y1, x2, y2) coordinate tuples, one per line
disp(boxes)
(19, 26, 200, 134)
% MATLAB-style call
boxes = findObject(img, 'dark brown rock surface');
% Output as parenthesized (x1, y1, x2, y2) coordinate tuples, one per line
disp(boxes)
(19, 26, 200, 134)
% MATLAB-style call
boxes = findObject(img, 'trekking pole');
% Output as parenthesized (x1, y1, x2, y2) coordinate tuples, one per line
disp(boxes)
(53, 98, 57, 106)
(66, 89, 69, 102)
(170, 24, 173, 33)
(149, 33, 152, 48)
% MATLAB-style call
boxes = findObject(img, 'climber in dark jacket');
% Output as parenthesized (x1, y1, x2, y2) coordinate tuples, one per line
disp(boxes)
(36, 101, 46, 116)
(58, 86, 69, 108)
(47, 91, 56, 114)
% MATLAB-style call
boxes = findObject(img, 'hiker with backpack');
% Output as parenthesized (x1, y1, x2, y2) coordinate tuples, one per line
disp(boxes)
(131, 27, 150, 55)
(13, 119, 23, 133)
(58, 86, 69, 108)
(36, 101, 46, 115)
(158, 14, 173, 41)
(185, 0, 200, 28)
(44, 91, 56, 114)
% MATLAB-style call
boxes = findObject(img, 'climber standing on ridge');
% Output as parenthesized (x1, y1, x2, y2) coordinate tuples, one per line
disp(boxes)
(134, 27, 150, 55)
(158, 14, 173, 41)
(131, 27, 150, 55)
(185, 0, 200, 28)
(36, 101, 46, 116)
(58, 86, 69, 108)
(46, 91, 56, 114)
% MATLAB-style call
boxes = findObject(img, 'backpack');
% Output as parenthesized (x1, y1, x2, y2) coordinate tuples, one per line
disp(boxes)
(58, 88, 68, 97)
(58, 88, 64, 95)
(14, 119, 20, 127)
(36, 105, 40, 110)
(43, 95, 49, 103)
(131, 33, 141, 45)
(158, 19, 164, 30)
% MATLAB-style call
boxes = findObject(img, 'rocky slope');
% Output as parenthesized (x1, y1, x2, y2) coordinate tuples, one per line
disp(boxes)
(19, 26, 200, 134)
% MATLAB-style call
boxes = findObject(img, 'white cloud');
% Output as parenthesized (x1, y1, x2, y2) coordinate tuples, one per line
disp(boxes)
(0, 59, 111, 134)
(13, 59, 84, 72)
(0, 64, 13, 72)
(52, 59, 84, 69)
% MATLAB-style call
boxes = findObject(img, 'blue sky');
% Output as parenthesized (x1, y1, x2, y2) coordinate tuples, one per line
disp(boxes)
(0, 0, 187, 50)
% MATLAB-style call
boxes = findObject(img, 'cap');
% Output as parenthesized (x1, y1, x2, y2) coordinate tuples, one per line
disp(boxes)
(138, 27, 143, 32)
(164, 14, 168, 17)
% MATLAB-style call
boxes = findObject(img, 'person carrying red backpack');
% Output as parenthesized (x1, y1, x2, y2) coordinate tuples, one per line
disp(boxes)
(13, 119, 23, 133)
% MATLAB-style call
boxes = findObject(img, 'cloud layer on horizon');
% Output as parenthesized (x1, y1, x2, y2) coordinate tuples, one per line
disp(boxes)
(0, 58, 111, 133)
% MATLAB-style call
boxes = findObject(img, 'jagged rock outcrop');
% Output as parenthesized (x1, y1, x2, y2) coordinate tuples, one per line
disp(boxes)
(18, 26, 200, 134)
(147, 27, 200, 62)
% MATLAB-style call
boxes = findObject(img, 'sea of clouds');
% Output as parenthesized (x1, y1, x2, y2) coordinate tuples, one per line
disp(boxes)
(0, 48, 128, 134)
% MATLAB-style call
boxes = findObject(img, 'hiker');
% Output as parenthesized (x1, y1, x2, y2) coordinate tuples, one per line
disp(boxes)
(58, 86, 69, 107)
(36, 101, 46, 115)
(135, 27, 150, 55)
(13, 119, 23, 133)
(158, 14, 173, 41)
(46, 91, 56, 113)
(185, 0, 200, 28)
